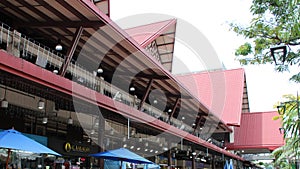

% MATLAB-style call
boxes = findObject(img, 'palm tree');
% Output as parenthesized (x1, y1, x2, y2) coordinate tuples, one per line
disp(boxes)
(272, 94, 300, 168)
(272, 138, 297, 169)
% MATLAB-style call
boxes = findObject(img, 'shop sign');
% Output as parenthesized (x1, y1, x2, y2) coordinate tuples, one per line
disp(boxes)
(64, 142, 91, 153)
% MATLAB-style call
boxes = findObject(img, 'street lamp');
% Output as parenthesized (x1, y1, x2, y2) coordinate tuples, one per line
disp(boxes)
(279, 127, 285, 134)
(270, 45, 287, 65)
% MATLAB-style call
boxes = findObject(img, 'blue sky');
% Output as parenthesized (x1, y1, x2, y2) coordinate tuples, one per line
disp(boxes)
(110, 0, 300, 112)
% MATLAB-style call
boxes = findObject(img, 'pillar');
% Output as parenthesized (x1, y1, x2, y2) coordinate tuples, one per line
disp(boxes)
(211, 155, 215, 169)
(192, 155, 196, 169)
(98, 114, 105, 169)
(168, 150, 172, 169)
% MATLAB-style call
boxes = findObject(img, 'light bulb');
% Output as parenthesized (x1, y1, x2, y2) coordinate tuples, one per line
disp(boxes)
(68, 118, 73, 124)
(55, 44, 62, 51)
(129, 87, 135, 92)
(1, 99, 8, 108)
(38, 100, 45, 109)
(97, 68, 103, 73)
(42, 117, 48, 124)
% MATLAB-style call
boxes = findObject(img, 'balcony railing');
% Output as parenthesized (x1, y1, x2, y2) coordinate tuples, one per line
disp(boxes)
(0, 22, 219, 146)
(0, 23, 64, 70)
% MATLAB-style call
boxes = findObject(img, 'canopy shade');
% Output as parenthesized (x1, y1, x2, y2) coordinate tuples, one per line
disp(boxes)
(90, 148, 153, 164)
(0, 129, 60, 156)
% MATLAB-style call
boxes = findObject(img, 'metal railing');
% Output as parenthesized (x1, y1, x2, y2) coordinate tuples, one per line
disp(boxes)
(0, 22, 64, 69)
(0, 22, 214, 145)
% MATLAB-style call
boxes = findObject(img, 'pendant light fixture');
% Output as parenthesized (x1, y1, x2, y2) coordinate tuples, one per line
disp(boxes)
(90, 116, 95, 134)
(38, 99, 45, 110)
(55, 39, 63, 51)
(129, 86, 135, 92)
(1, 86, 8, 108)
(67, 111, 73, 125)
(42, 100, 48, 124)
(42, 117, 48, 124)
(97, 67, 103, 74)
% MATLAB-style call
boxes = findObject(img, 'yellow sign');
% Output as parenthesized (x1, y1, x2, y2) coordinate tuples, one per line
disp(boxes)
(64, 142, 90, 153)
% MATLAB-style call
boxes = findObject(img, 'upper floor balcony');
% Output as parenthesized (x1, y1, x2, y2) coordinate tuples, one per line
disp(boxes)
(0, 0, 231, 151)
(0, 20, 228, 148)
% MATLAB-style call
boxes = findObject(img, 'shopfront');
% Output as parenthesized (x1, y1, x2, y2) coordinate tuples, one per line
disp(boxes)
(48, 137, 99, 169)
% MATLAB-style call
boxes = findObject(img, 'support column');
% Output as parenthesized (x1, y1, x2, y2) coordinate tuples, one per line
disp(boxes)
(168, 150, 172, 169)
(222, 154, 225, 169)
(34, 116, 38, 134)
(98, 114, 105, 169)
(192, 155, 196, 169)
(211, 155, 215, 169)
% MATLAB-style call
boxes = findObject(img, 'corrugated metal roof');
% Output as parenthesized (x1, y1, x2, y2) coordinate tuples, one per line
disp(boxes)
(0, 0, 241, 159)
(124, 19, 176, 47)
(226, 111, 284, 151)
(176, 68, 245, 126)
(124, 19, 176, 72)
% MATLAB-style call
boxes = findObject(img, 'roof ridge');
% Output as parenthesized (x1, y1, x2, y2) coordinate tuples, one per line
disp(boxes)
(124, 18, 177, 31)
(242, 111, 278, 114)
(175, 68, 245, 77)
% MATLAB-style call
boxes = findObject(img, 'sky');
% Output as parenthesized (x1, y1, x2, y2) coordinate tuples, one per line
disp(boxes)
(110, 0, 300, 112)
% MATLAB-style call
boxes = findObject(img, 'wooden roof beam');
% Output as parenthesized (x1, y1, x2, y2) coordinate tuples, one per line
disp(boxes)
(156, 42, 175, 47)
(59, 26, 83, 76)
(138, 79, 153, 111)
(168, 97, 180, 123)
(14, 21, 105, 28)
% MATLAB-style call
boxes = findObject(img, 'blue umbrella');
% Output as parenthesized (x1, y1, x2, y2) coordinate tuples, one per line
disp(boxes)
(229, 159, 233, 169)
(0, 129, 60, 169)
(144, 163, 160, 169)
(90, 148, 153, 164)
(224, 160, 229, 169)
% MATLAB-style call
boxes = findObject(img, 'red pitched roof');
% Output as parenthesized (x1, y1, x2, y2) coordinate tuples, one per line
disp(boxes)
(93, 0, 110, 17)
(124, 19, 176, 72)
(124, 19, 176, 47)
(226, 111, 284, 151)
(176, 68, 245, 126)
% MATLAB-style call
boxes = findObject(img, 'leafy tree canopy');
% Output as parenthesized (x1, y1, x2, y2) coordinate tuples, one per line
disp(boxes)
(230, 0, 300, 82)
(272, 94, 300, 168)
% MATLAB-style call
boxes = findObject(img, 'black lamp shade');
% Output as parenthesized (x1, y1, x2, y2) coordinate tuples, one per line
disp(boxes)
(270, 45, 287, 65)
(277, 104, 286, 115)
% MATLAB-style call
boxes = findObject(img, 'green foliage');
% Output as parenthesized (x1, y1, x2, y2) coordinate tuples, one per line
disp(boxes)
(272, 94, 300, 168)
(230, 0, 300, 82)
(272, 137, 298, 169)
(235, 42, 252, 56)
(290, 72, 300, 83)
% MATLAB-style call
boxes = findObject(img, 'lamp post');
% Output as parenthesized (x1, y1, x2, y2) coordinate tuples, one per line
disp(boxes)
(277, 93, 300, 169)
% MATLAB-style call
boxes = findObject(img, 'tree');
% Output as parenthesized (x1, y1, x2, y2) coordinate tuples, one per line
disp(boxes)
(272, 94, 300, 168)
(272, 139, 296, 169)
(230, 0, 300, 82)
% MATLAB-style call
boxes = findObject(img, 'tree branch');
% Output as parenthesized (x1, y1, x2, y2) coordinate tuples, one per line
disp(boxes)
(289, 42, 300, 46)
